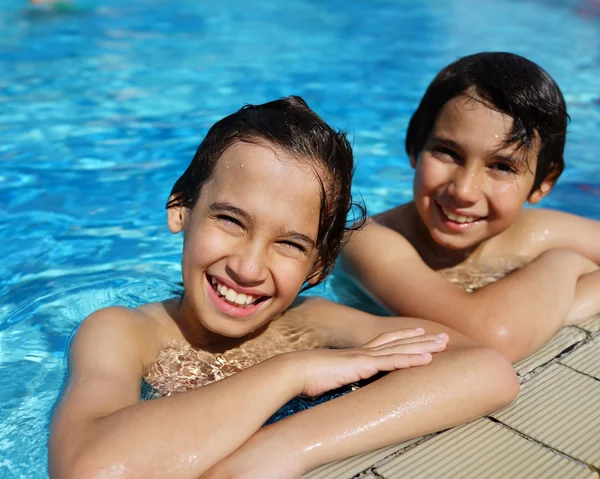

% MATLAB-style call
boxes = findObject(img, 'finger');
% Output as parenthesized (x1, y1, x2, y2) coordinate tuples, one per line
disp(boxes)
(371, 352, 433, 372)
(381, 339, 447, 356)
(369, 333, 449, 351)
(361, 328, 425, 348)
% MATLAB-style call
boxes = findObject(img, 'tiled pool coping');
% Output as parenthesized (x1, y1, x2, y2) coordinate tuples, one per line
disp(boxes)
(304, 315, 600, 479)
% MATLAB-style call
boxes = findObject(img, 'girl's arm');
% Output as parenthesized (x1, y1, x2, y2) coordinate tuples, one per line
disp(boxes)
(49, 307, 443, 479)
(341, 218, 596, 362)
(203, 303, 520, 478)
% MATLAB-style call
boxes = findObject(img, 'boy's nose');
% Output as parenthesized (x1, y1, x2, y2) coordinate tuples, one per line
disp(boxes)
(448, 166, 484, 204)
(226, 242, 269, 286)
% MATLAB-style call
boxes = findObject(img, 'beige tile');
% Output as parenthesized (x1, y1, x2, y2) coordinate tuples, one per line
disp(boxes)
(302, 439, 420, 479)
(579, 314, 600, 334)
(493, 363, 600, 466)
(514, 327, 587, 376)
(374, 418, 595, 479)
(559, 336, 600, 380)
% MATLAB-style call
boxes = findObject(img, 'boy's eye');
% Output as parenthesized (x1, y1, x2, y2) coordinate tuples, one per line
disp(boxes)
(433, 146, 459, 161)
(490, 162, 516, 174)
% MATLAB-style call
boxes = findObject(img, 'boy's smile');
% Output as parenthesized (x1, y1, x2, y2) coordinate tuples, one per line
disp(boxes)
(168, 140, 322, 342)
(412, 93, 542, 254)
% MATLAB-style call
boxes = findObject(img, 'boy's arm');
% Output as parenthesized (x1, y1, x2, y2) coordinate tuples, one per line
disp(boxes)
(203, 302, 519, 478)
(49, 307, 438, 479)
(340, 219, 596, 362)
(519, 208, 600, 264)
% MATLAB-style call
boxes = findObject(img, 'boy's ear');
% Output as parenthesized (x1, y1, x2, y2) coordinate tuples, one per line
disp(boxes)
(167, 195, 188, 234)
(409, 152, 417, 168)
(528, 168, 560, 205)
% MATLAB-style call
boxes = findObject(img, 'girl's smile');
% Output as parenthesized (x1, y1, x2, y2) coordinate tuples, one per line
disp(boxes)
(168, 140, 322, 342)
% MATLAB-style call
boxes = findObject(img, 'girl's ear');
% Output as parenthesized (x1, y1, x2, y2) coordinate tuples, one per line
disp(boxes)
(306, 259, 325, 286)
(528, 169, 559, 205)
(167, 195, 188, 234)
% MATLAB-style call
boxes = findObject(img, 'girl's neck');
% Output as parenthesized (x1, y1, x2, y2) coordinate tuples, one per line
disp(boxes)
(164, 296, 267, 352)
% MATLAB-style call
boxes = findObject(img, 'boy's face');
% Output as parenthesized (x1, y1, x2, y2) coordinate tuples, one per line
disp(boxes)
(411, 94, 550, 253)
(168, 141, 322, 340)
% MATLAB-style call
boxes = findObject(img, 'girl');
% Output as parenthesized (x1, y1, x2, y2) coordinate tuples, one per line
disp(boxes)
(49, 96, 517, 479)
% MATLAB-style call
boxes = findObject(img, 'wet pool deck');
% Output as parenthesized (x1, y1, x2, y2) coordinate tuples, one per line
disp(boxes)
(303, 315, 600, 479)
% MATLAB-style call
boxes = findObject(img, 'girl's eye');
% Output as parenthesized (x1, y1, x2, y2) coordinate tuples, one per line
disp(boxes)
(217, 215, 243, 228)
(278, 241, 306, 254)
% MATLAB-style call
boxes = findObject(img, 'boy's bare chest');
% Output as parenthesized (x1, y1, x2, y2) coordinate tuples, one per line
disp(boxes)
(438, 256, 529, 293)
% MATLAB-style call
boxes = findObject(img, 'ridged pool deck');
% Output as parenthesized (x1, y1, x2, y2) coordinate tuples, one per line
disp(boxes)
(303, 315, 600, 479)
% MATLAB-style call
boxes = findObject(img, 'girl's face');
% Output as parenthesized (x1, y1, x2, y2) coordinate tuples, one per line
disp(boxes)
(168, 141, 322, 340)
(411, 94, 550, 254)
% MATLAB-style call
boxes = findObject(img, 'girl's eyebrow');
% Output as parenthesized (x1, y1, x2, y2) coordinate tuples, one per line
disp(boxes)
(285, 231, 316, 250)
(209, 202, 253, 222)
(209, 201, 317, 249)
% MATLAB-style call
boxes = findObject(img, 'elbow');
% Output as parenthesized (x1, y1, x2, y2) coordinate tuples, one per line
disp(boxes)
(51, 449, 132, 479)
(480, 323, 531, 364)
(476, 346, 520, 411)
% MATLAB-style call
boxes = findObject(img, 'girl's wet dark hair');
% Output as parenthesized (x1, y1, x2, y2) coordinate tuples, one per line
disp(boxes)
(406, 52, 569, 191)
(166, 96, 365, 290)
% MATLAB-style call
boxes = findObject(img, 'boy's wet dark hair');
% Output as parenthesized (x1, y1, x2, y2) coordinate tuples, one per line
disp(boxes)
(405, 52, 569, 191)
(167, 96, 365, 289)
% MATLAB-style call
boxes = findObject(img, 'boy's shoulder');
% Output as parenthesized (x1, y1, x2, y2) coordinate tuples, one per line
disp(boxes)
(494, 207, 596, 258)
(374, 202, 414, 234)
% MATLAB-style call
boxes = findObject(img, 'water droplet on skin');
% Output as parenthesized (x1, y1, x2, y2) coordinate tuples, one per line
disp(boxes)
(310, 209, 315, 215)
(240, 163, 245, 168)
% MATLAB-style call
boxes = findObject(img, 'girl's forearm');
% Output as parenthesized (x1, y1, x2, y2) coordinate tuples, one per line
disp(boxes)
(66, 355, 303, 479)
(208, 345, 519, 477)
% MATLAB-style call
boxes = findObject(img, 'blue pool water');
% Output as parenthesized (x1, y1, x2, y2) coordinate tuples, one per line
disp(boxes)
(1, 0, 600, 476)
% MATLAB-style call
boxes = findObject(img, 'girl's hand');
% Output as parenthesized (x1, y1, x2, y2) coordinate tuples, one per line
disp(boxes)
(290, 328, 448, 398)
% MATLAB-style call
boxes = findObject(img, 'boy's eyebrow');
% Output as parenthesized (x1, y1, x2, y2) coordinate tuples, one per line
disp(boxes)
(430, 136, 520, 165)
(429, 136, 465, 153)
(209, 201, 317, 249)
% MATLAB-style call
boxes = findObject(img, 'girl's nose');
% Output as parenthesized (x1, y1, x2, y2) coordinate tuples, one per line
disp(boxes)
(225, 242, 269, 286)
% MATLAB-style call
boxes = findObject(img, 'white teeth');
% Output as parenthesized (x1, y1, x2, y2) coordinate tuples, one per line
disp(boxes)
(442, 207, 477, 224)
(234, 294, 247, 305)
(225, 289, 237, 302)
(211, 277, 257, 307)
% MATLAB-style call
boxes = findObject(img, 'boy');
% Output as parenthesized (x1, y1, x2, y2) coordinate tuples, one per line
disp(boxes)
(342, 52, 600, 363)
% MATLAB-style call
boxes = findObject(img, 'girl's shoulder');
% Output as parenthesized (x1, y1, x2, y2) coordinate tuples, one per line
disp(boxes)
(79, 301, 181, 368)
